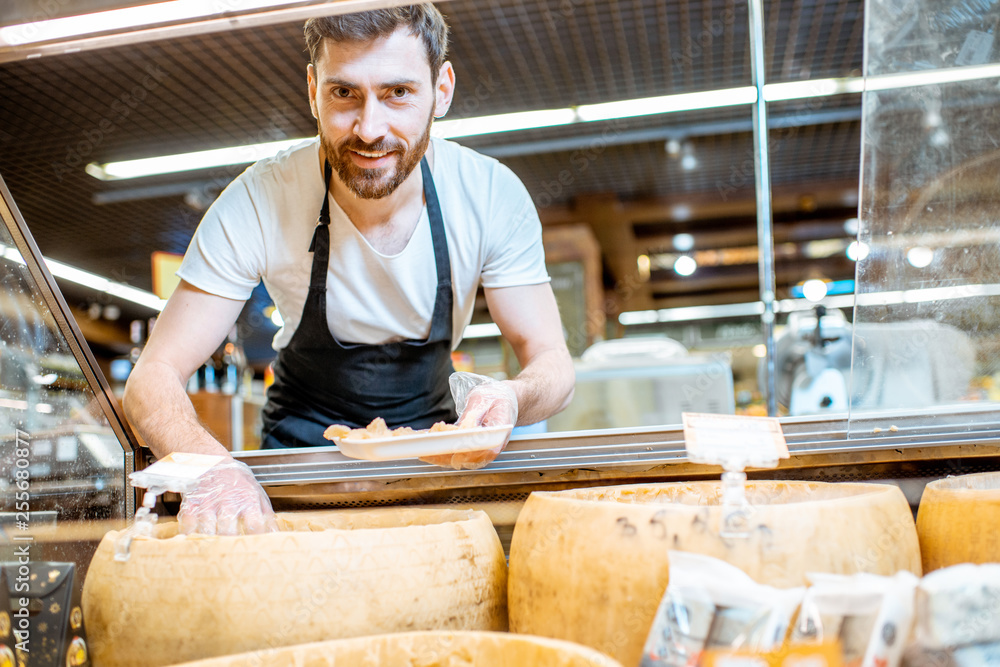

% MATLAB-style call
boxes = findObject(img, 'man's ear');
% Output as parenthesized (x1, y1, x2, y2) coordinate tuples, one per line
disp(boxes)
(434, 61, 456, 119)
(307, 63, 319, 119)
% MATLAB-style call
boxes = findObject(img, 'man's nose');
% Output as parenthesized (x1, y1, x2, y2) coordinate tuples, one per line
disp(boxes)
(354, 98, 388, 144)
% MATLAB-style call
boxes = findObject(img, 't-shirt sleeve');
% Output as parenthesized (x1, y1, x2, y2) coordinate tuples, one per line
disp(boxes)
(479, 163, 550, 289)
(176, 179, 265, 301)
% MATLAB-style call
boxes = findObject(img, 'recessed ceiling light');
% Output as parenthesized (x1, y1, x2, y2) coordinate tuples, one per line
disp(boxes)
(637, 254, 651, 280)
(802, 279, 829, 302)
(906, 246, 935, 268)
(673, 256, 697, 276)
(847, 241, 870, 262)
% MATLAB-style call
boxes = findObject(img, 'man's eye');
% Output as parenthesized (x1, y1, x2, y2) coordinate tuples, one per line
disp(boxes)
(392, 87, 408, 98)
(333, 88, 351, 98)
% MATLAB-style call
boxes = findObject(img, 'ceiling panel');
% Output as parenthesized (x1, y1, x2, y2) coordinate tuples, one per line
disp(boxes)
(0, 0, 866, 330)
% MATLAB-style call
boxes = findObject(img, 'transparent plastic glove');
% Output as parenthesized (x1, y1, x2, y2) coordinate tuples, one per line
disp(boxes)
(177, 459, 279, 536)
(420, 372, 518, 470)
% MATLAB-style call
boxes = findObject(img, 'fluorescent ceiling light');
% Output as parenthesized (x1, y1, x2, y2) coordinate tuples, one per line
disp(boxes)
(0, 244, 165, 311)
(434, 109, 578, 139)
(105, 283, 167, 311)
(87, 61, 1000, 181)
(765, 63, 1000, 103)
(866, 62, 1000, 91)
(0, 0, 304, 47)
(3, 247, 25, 264)
(620, 282, 1000, 326)
(46, 258, 110, 291)
(765, 77, 864, 102)
(91, 88, 761, 180)
(87, 138, 305, 181)
(576, 87, 758, 122)
(463, 323, 501, 339)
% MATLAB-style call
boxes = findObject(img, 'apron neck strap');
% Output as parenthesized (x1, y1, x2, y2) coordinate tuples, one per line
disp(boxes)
(309, 160, 334, 253)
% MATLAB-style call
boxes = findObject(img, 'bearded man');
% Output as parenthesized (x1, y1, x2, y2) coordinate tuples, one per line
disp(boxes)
(123, 5, 574, 534)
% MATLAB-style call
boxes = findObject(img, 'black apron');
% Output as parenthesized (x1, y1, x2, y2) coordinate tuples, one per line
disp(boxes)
(260, 158, 457, 449)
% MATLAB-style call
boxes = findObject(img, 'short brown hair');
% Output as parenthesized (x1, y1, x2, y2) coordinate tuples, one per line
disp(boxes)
(304, 5, 449, 79)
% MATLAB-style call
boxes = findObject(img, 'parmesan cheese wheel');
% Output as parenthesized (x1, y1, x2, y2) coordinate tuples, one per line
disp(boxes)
(916, 471, 1000, 572)
(509, 481, 920, 667)
(167, 631, 622, 666)
(83, 508, 507, 667)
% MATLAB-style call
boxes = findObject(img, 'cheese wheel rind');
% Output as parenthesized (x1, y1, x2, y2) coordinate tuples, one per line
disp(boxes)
(508, 480, 921, 667)
(83, 508, 508, 667)
(166, 630, 623, 666)
(916, 471, 1000, 573)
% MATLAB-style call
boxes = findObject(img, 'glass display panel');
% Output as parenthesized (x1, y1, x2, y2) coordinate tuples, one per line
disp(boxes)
(0, 176, 132, 653)
(765, 96, 862, 418)
(851, 0, 1000, 431)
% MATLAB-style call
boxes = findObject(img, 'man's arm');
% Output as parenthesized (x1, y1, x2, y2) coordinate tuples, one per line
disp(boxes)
(123, 280, 245, 459)
(484, 282, 575, 425)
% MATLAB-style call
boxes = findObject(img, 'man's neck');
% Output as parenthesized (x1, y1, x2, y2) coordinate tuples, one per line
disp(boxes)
(320, 142, 433, 233)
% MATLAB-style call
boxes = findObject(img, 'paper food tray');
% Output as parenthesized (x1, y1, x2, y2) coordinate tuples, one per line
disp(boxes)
(332, 424, 513, 461)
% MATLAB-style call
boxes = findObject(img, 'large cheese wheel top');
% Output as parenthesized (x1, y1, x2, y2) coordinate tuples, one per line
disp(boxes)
(83, 508, 508, 667)
(917, 471, 1000, 573)
(550, 479, 901, 506)
(509, 480, 920, 667)
(167, 631, 622, 667)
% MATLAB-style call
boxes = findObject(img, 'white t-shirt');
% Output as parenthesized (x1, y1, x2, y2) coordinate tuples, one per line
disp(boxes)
(177, 136, 549, 351)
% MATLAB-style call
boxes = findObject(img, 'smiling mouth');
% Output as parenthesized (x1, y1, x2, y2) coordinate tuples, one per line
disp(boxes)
(351, 149, 393, 159)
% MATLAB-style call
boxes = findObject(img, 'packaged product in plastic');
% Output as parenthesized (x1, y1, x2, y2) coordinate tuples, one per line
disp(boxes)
(903, 642, 1000, 667)
(903, 563, 1000, 667)
(641, 550, 804, 667)
(914, 563, 1000, 648)
(792, 570, 919, 667)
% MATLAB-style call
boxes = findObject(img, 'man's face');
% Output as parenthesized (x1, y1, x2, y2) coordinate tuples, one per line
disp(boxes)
(307, 28, 452, 200)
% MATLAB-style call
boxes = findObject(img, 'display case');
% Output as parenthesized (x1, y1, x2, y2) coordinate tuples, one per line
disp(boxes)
(0, 174, 137, 666)
(0, 2, 999, 665)
(0, 0, 997, 537)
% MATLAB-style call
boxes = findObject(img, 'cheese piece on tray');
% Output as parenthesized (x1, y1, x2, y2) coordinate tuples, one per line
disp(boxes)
(323, 417, 511, 462)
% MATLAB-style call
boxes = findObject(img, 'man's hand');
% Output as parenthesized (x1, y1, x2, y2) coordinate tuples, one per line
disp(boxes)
(420, 373, 518, 470)
(178, 460, 279, 536)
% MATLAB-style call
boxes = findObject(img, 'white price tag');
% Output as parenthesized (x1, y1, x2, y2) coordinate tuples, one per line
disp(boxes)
(682, 412, 789, 469)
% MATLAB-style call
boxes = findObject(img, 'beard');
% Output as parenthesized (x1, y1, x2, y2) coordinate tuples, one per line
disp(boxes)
(320, 110, 434, 200)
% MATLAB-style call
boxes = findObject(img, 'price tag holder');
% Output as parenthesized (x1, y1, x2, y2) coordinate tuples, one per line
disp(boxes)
(682, 412, 789, 470)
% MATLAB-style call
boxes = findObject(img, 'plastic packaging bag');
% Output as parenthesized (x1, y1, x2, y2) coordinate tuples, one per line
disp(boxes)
(903, 563, 1000, 666)
(641, 551, 805, 667)
(793, 571, 919, 667)
(913, 563, 1000, 649)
